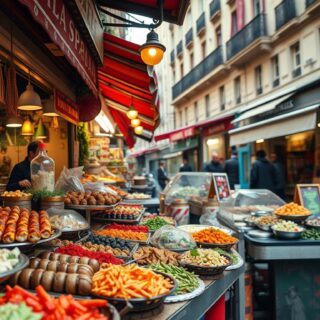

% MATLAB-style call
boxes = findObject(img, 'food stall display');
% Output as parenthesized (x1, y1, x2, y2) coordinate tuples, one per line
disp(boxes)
(65, 191, 120, 206)
(133, 247, 181, 265)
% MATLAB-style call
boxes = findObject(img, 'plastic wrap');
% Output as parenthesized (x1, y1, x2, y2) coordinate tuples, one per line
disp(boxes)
(55, 166, 85, 192)
(82, 182, 117, 195)
(150, 225, 196, 251)
(47, 207, 89, 231)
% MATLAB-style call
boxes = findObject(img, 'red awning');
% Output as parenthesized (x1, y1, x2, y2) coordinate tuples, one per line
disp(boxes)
(99, 33, 160, 148)
(97, 0, 190, 25)
(129, 145, 160, 158)
(154, 114, 234, 142)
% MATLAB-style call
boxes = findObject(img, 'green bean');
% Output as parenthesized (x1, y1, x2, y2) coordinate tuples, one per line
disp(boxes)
(149, 263, 199, 295)
(142, 217, 170, 231)
(302, 228, 320, 240)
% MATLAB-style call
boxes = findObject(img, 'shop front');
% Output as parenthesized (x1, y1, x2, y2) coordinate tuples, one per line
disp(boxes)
(230, 83, 320, 196)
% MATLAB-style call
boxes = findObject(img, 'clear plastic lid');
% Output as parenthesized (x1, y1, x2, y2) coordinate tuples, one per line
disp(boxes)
(31, 143, 55, 191)
(163, 173, 213, 205)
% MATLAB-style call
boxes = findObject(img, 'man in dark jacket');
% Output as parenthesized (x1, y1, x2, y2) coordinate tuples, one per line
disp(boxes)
(179, 158, 193, 172)
(157, 161, 169, 190)
(6, 141, 39, 191)
(204, 152, 224, 173)
(250, 150, 278, 193)
(224, 151, 239, 189)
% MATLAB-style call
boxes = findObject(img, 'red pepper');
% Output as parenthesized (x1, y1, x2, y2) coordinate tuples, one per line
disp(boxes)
(59, 295, 70, 310)
(70, 300, 87, 313)
(36, 285, 52, 304)
(13, 285, 39, 301)
(25, 297, 43, 312)
(78, 299, 107, 308)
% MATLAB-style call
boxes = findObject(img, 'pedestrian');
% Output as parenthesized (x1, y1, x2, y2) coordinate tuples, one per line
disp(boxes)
(204, 152, 224, 173)
(6, 141, 40, 191)
(224, 150, 239, 189)
(250, 150, 278, 193)
(157, 161, 169, 190)
(179, 157, 193, 172)
(271, 152, 286, 200)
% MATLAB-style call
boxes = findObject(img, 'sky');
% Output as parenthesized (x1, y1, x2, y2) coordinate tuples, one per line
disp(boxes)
(126, 14, 153, 44)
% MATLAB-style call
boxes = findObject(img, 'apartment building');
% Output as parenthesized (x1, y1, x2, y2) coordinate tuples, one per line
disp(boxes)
(132, 0, 320, 190)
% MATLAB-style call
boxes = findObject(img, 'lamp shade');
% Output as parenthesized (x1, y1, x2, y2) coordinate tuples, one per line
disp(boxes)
(139, 30, 166, 66)
(134, 125, 144, 135)
(131, 118, 141, 128)
(43, 96, 59, 116)
(126, 107, 138, 120)
(6, 115, 22, 127)
(17, 83, 42, 111)
(34, 118, 47, 139)
(21, 117, 34, 135)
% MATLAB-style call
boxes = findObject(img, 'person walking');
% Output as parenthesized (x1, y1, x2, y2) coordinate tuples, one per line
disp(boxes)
(271, 152, 286, 200)
(224, 151, 239, 189)
(157, 161, 169, 190)
(179, 157, 193, 172)
(204, 152, 224, 173)
(250, 150, 278, 193)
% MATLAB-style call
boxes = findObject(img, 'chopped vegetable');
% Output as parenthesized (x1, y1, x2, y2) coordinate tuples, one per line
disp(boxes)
(180, 249, 230, 267)
(142, 217, 171, 231)
(302, 228, 320, 240)
(272, 221, 302, 232)
(95, 229, 148, 241)
(0, 302, 42, 320)
(192, 228, 238, 244)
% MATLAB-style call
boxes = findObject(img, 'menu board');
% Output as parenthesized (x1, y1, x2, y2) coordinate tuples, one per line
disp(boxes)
(212, 173, 231, 202)
(294, 184, 320, 215)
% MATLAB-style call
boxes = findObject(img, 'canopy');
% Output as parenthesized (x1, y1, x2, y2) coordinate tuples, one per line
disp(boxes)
(97, 0, 190, 25)
(99, 33, 160, 148)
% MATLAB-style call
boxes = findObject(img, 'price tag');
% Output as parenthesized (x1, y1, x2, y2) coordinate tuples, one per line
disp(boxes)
(212, 173, 231, 202)
(294, 184, 320, 214)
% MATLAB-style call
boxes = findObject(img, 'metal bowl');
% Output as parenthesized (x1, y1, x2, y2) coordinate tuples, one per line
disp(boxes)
(255, 223, 273, 232)
(305, 218, 320, 229)
(271, 227, 305, 239)
(251, 210, 271, 217)
(275, 213, 311, 222)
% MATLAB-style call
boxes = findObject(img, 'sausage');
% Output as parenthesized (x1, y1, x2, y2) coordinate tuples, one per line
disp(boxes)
(65, 273, 78, 294)
(39, 259, 50, 270)
(58, 262, 69, 273)
(53, 272, 67, 293)
(88, 259, 100, 272)
(47, 261, 59, 272)
(19, 268, 34, 289)
(31, 269, 45, 288)
(40, 270, 55, 291)
(29, 258, 41, 269)
(78, 274, 92, 295)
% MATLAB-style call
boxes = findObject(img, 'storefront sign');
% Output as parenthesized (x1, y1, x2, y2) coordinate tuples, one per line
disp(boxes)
(212, 173, 231, 202)
(18, 0, 98, 95)
(68, 0, 104, 64)
(294, 184, 320, 215)
(54, 89, 79, 125)
(202, 122, 231, 137)
(170, 127, 195, 142)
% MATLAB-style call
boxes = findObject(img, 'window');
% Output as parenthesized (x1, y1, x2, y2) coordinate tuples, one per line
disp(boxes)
(291, 42, 301, 78)
(194, 102, 199, 122)
(231, 10, 238, 36)
(271, 55, 280, 87)
(201, 40, 206, 59)
(216, 25, 222, 46)
(190, 52, 194, 69)
(205, 94, 210, 117)
(219, 86, 225, 111)
(187, 9, 192, 28)
(253, 0, 262, 16)
(255, 65, 263, 95)
(179, 110, 183, 127)
(199, 0, 204, 13)
(180, 62, 184, 77)
(234, 76, 241, 104)
(185, 107, 188, 125)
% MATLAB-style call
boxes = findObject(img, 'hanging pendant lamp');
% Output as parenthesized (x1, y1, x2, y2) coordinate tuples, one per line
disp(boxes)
(43, 95, 59, 116)
(34, 118, 47, 139)
(139, 30, 166, 66)
(21, 116, 34, 135)
(6, 115, 22, 128)
(131, 118, 141, 128)
(134, 125, 144, 135)
(126, 97, 138, 120)
(17, 69, 42, 111)
(51, 116, 59, 129)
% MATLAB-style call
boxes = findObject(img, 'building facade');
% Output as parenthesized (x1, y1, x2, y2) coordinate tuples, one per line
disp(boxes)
(132, 0, 320, 192)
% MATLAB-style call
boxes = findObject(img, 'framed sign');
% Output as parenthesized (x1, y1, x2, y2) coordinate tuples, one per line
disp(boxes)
(294, 184, 320, 215)
(212, 173, 231, 202)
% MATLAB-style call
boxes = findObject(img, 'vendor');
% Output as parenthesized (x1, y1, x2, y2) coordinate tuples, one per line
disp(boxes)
(6, 141, 39, 191)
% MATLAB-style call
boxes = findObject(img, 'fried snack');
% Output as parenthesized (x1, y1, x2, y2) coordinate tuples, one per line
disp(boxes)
(274, 202, 311, 216)
(133, 247, 180, 265)
(95, 229, 148, 241)
(192, 228, 238, 244)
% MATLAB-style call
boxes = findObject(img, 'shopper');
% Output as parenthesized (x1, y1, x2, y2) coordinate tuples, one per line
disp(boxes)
(250, 150, 278, 192)
(157, 161, 169, 190)
(224, 150, 239, 189)
(271, 152, 286, 200)
(6, 141, 40, 191)
(179, 158, 193, 172)
(204, 152, 224, 173)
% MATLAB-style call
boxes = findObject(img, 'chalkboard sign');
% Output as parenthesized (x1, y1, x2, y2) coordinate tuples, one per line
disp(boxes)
(212, 173, 231, 202)
(294, 184, 320, 215)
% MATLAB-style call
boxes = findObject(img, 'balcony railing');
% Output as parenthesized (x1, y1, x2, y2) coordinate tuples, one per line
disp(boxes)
(226, 14, 266, 60)
(185, 28, 193, 47)
(172, 46, 223, 99)
(275, 0, 296, 30)
(170, 50, 175, 64)
(196, 12, 206, 34)
(306, 0, 316, 6)
(210, 0, 221, 18)
(176, 40, 183, 56)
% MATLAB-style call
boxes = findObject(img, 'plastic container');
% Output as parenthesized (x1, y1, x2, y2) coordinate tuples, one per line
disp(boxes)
(31, 143, 55, 192)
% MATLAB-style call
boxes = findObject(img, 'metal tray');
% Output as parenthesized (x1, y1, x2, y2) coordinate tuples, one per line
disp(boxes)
(0, 229, 62, 249)
(0, 253, 29, 283)
(196, 238, 239, 250)
(66, 202, 120, 211)
(92, 209, 145, 225)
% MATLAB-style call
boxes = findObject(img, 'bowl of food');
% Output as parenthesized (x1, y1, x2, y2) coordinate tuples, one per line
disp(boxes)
(305, 217, 320, 229)
(179, 248, 232, 276)
(274, 203, 312, 222)
(271, 221, 305, 239)
(255, 215, 280, 231)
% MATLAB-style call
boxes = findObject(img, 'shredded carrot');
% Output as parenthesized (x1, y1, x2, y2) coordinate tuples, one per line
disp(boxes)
(95, 229, 148, 241)
(192, 228, 238, 244)
(92, 264, 173, 299)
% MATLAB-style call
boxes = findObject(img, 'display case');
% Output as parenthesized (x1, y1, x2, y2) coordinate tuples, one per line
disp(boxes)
(218, 189, 285, 227)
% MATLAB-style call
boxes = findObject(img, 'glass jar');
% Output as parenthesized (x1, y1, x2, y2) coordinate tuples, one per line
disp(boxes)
(31, 143, 55, 191)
